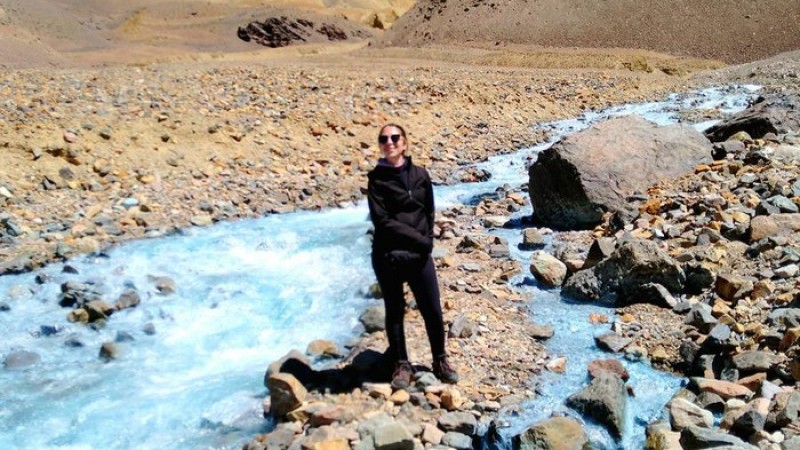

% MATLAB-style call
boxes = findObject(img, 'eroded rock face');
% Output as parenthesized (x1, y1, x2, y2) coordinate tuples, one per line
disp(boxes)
(237, 16, 370, 48)
(529, 115, 713, 229)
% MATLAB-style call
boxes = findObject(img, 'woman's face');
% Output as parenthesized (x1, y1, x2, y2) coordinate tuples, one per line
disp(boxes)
(378, 126, 406, 162)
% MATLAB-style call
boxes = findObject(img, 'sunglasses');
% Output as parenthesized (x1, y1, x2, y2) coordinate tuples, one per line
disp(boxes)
(378, 134, 402, 145)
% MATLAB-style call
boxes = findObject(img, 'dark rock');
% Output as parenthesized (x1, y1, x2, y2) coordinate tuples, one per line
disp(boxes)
(237, 16, 367, 48)
(704, 323, 732, 351)
(678, 340, 701, 373)
(711, 140, 746, 160)
(566, 371, 627, 438)
(563, 239, 684, 304)
(636, 283, 678, 308)
(731, 351, 775, 374)
(685, 303, 718, 334)
(64, 336, 84, 347)
(142, 323, 156, 335)
(684, 264, 716, 295)
(583, 237, 616, 270)
(695, 392, 725, 414)
(38, 325, 63, 336)
(704, 94, 800, 142)
(731, 407, 766, 439)
(266, 349, 314, 387)
(529, 116, 713, 229)
(437, 411, 478, 435)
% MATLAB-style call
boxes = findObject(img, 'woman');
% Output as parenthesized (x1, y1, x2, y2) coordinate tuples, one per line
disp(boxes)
(367, 123, 458, 389)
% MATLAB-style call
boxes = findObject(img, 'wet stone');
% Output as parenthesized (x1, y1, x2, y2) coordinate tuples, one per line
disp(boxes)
(64, 336, 84, 347)
(594, 332, 632, 353)
(360, 306, 386, 332)
(3, 350, 41, 369)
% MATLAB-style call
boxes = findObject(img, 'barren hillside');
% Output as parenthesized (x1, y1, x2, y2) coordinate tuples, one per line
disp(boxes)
(378, 0, 800, 64)
(0, 0, 414, 69)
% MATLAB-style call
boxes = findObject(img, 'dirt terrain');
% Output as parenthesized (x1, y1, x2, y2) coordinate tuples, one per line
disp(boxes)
(2, 1, 800, 449)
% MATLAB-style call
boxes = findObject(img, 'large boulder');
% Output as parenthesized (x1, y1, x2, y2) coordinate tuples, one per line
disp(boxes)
(529, 115, 713, 229)
(562, 238, 685, 304)
(566, 371, 627, 438)
(704, 94, 800, 143)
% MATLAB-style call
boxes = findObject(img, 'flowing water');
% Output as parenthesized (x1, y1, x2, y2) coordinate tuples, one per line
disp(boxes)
(0, 85, 759, 450)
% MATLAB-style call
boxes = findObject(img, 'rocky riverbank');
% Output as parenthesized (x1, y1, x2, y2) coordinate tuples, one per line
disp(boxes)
(3, 49, 800, 450)
(248, 67, 800, 450)
(0, 57, 689, 274)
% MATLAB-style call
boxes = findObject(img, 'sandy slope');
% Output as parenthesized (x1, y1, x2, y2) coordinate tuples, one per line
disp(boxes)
(378, 0, 800, 64)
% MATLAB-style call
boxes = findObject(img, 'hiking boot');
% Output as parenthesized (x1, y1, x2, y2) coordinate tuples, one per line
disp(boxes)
(433, 356, 459, 384)
(391, 360, 414, 390)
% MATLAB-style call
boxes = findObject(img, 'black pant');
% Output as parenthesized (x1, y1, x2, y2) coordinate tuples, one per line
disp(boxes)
(372, 253, 446, 364)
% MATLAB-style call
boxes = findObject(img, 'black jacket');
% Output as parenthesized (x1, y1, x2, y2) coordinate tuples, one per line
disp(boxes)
(367, 157, 434, 256)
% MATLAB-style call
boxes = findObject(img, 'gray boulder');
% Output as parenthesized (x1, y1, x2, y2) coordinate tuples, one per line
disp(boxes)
(529, 115, 713, 229)
(562, 238, 685, 304)
(566, 371, 627, 438)
(704, 94, 800, 143)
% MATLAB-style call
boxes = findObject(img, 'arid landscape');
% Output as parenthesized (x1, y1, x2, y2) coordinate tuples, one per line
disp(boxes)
(2, 1, 800, 449)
